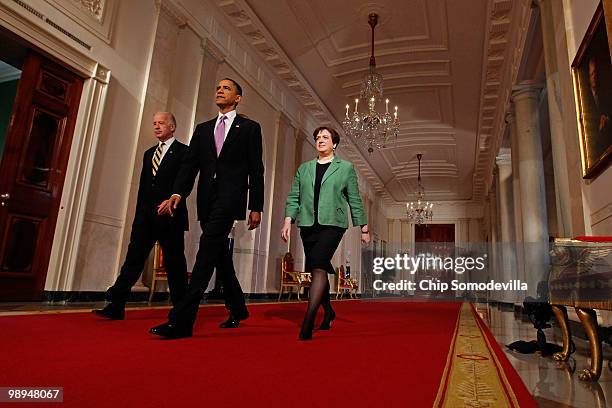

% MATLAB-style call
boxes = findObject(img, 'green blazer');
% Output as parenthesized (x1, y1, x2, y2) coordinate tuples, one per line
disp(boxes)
(284, 158, 368, 228)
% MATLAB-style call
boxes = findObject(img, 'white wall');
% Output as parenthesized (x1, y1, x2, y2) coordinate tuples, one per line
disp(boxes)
(563, 0, 612, 235)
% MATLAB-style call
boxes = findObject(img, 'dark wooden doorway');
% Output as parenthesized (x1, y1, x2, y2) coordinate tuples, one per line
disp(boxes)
(415, 224, 455, 243)
(0, 48, 83, 301)
(414, 224, 455, 299)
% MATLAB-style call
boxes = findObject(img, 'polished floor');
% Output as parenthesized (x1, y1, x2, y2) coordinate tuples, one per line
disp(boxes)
(0, 300, 610, 407)
(479, 304, 611, 408)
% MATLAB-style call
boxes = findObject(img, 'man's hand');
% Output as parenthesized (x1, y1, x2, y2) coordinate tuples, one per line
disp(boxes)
(158, 194, 181, 216)
(281, 217, 292, 242)
(361, 232, 371, 245)
(248, 211, 261, 230)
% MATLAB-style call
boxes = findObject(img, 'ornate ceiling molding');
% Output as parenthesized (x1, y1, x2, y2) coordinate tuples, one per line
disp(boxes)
(44, 0, 116, 43)
(472, 0, 532, 201)
(72, 0, 103, 21)
(156, 0, 187, 28)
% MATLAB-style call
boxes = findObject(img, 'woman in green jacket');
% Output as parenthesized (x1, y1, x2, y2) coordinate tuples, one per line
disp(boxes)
(281, 126, 370, 340)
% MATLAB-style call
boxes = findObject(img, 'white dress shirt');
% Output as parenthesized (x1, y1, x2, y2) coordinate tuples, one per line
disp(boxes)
(157, 137, 175, 163)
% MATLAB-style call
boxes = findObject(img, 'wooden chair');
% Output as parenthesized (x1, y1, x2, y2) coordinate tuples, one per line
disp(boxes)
(278, 252, 311, 301)
(335, 264, 358, 299)
(148, 242, 193, 302)
(148, 242, 167, 302)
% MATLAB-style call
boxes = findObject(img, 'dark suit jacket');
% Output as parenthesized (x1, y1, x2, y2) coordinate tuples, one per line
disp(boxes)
(135, 140, 189, 231)
(174, 114, 264, 221)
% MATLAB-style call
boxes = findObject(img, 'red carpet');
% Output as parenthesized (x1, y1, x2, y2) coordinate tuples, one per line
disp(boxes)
(0, 301, 532, 407)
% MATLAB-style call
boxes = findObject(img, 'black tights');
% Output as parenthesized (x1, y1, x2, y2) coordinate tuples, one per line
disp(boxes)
(301, 268, 333, 332)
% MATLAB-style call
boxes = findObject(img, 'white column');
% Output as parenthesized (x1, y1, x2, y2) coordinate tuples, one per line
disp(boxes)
(507, 110, 524, 304)
(496, 153, 517, 303)
(194, 38, 224, 125)
(535, 0, 573, 237)
(512, 85, 549, 298)
(487, 181, 501, 302)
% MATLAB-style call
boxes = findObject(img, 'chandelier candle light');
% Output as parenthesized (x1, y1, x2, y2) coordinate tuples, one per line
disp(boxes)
(342, 13, 400, 153)
(406, 154, 434, 224)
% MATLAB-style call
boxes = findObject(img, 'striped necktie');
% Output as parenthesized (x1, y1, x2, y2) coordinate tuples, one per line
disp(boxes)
(152, 142, 165, 176)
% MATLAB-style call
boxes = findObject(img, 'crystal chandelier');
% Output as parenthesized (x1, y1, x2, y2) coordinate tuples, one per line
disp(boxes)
(342, 13, 400, 153)
(406, 154, 434, 224)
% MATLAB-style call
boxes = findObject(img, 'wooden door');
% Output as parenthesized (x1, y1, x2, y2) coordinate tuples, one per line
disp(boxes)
(415, 224, 455, 243)
(0, 52, 83, 300)
(414, 224, 455, 298)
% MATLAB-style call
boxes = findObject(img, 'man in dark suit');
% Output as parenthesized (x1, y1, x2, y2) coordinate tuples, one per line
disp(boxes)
(93, 112, 189, 320)
(150, 78, 264, 338)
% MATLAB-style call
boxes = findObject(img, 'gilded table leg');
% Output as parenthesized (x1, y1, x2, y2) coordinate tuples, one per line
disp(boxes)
(575, 307, 602, 382)
(551, 305, 572, 361)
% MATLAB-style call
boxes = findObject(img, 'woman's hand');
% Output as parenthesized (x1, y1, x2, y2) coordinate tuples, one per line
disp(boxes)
(360, 224, 370, 245)
(281, 217, 292, 242)
(361, 231, 371, 245)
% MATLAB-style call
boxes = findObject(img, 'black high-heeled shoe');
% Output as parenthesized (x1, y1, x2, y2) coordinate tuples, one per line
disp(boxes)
(299, 319, 314, 341)
(318, 308, 336, 330)
(299, 329, 313, 341)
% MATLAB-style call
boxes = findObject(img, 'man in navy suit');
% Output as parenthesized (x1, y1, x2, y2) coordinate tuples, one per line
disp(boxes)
(94, 112, 189, 320)
(151, 79, 264, 338)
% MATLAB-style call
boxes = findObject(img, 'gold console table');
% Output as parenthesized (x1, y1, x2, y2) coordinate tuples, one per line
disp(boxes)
(548, 237, 612, 381)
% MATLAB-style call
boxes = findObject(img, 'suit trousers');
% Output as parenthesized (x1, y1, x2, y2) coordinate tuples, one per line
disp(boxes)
(216, 237, 247, 313)
(169, 205, 246, 327)
(108, 214, 187, 305)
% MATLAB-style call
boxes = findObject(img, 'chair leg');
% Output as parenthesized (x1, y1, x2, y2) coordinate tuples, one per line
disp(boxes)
(551, 305, 572, 361)
(576, 307, 602, 382)
(148, 278, 156, 303)
(278, 285, 283, 302)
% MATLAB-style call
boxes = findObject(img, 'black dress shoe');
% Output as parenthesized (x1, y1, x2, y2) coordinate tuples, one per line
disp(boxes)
(318, 308, 336, 330)
(149, 322, 192, 339)
(219, 317, 240, 328)
(93, 304, 125, 320)
(219, 309, 249, 329)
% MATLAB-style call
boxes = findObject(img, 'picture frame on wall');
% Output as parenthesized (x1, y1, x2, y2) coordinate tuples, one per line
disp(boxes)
(571, 2, 612, 179)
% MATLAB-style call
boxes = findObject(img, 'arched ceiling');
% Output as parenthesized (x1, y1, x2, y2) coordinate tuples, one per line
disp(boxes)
(216, 0, 531, 206)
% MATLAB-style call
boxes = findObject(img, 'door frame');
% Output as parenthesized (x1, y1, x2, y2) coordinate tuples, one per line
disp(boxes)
(1, 2, 110, 293)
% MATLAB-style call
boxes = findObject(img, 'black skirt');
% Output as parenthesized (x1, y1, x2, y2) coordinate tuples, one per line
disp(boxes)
(300, 224, 346, 274)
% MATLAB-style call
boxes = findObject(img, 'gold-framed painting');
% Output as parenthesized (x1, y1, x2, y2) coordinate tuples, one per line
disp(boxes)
(572, 2, 612, 179)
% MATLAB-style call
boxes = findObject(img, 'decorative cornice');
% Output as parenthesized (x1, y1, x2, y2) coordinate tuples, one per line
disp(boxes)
(495, 152, 512, 166)
(71, 0, 103, 22)
(156, 0, 187, 28)
(43, 0, 116, 43)
(94, 64, 110, 83)
(473, 0, 532, 202)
